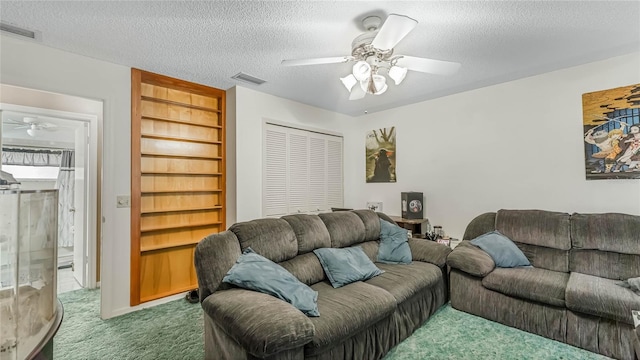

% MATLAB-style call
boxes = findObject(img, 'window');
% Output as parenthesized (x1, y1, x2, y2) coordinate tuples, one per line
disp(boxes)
(263, 123, 343, 216)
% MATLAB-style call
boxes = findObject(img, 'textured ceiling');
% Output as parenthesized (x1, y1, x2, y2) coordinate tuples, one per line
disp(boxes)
(1, 1, 639, 117)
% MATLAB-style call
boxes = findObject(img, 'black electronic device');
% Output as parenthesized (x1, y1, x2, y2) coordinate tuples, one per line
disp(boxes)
(401, 192, 423, 219)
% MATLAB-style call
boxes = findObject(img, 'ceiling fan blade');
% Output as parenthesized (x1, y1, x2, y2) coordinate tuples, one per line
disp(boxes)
(371, 14, 418, 51)
(281, 56, 353, 67)
(349, 84, 366, 100)
(395, 56, 461, 76)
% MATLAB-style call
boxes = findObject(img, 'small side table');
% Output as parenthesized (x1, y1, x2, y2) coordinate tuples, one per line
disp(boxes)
(389, 216, 429, 237)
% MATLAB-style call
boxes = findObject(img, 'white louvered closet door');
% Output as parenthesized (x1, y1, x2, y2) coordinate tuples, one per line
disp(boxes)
(327, 138, 343, 209)
(263, 127, 288, 216)
(288, 130, 309, 214)
(309, 135, 328, 212)
(263, 123, 343, 217)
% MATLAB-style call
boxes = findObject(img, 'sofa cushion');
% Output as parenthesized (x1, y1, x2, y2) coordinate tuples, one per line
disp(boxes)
(462, 212, 497, 240)
(279, 252, 326, 286)
(352, 209, 382, 241)
(229, 218, 297, 262)
(571, 213, 640, 255)
(571, 249, 640, 280)
(518, 242, 569, 273)
(482, 267, 569, 307)
(496, 209, 571, 250)
(565, 272, 640, 325)
(318, 212, 366, 248)
(202, 288, 314, 358)
(313, 247, 383, 288)
(471, 231, 531, 268)
(377, 219, 412, 264)
(222, 248, 319, 316)
(408, 238, 451, 267)
(304, 281, 397, 357)
(282, 214, 331, 254)
(617, 277, 640, 295)
(365, 261, 443, 303)
(446, 240, 496, 277)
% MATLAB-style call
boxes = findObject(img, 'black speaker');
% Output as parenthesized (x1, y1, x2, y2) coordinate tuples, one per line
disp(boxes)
(401, 192, 423, 219)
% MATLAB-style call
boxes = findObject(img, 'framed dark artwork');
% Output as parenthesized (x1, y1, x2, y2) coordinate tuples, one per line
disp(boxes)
(583, 84, 640, 180)
(366, 126, 396, 183)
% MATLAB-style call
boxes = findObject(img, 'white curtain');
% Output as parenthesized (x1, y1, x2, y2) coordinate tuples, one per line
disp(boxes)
(56, 150, 75, 247)
(2, 148, 62, 166)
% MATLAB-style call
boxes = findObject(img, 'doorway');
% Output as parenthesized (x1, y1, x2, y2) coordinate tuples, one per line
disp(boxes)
(0, 102, 100, 293)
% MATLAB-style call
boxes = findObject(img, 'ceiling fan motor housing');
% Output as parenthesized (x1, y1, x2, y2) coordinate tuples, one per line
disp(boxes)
(351, 32, 394, 67)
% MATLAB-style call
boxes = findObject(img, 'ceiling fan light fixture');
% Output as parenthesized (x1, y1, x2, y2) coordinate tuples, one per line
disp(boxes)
(372, 74, 386, 91)
(388, 65, 407, 85)
(352, 61, 371, 81)
(26, 128, 38, 137)
(340, 74, 357, 92)
(374, 84, 388, 95)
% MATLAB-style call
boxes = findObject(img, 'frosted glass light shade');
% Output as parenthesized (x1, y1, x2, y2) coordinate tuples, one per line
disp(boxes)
(388, 66, 407, 85)
(374, 84, 388, 95)
(352, 61, 371, 81)
(340, 74, 357, 92)
(360, 74, 387, 94)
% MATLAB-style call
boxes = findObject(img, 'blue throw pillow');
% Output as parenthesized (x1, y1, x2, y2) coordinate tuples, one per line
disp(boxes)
(313, 247, 384, 288)
(470, 231, 531, 268)
(378, 219, 412, 264)
(222, 248, 319, 317)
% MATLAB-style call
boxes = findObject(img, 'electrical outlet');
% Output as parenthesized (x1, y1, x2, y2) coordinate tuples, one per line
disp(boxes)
(117, 195, 130, 208)
(366, 201, 383, 212)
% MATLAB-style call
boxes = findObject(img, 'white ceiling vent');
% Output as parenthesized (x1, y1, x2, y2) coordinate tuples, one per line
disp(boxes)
(231, 72, 266, 85)
(1, 22, 41, 41)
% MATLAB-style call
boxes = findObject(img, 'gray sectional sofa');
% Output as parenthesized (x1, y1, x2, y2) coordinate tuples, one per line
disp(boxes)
(194, 210, 452, 360)
(447, 209, 640, 360)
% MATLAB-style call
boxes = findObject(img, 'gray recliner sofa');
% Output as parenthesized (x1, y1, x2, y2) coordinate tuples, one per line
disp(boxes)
(447, 209, 640, 360)
(194, 210, 452, 360)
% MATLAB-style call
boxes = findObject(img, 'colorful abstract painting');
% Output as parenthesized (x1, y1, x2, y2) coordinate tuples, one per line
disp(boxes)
(582, 84, 640, 180)
(366, 127, 396, 183)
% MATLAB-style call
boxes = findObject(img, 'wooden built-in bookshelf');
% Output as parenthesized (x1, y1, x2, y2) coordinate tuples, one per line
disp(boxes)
(131, 69, 225, 305)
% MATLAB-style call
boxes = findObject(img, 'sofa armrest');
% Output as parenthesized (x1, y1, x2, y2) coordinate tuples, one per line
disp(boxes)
(446, 240, 495, 277)
(202, 288, 314, 358)
(408, 239, 452, 267)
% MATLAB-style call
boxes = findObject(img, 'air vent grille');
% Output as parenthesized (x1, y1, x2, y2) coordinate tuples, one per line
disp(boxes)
(231, 72, 266, 85)
(1, 22, 40, 40)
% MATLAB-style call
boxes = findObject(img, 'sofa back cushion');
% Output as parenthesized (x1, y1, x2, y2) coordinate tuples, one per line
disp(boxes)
(279, 252, 326, 286)
(351, 209, 381, 241)
(570, 212, 640, 280)
(282, 214, 331, 254)
(570, 250, 640, 281)
(462, 212, 497, 240)
(571, 213, 640, 254)
(229, 218, 297, 263)
(495, 209, 571, 272)
(318, 212, 366, 248)
(195, 230, 243, 301)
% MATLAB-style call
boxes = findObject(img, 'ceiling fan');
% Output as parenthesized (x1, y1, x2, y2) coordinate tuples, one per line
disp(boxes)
(5, 116, 58, 137)
(281, 13, 461, 100)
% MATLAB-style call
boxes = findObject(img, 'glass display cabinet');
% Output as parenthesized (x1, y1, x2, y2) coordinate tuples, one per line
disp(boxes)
(0, 189, 63, 360)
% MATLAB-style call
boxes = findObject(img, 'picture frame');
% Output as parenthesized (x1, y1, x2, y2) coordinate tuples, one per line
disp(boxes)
(582, 83, 640, 180)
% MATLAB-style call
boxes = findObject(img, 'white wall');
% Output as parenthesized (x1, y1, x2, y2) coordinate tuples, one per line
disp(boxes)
(344, 52, 640, 240)
(233, 86, 355, 222)
(0, 35, 144, 319)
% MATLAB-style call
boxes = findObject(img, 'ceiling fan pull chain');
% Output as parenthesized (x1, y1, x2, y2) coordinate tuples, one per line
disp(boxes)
(367, 76, 376, 94)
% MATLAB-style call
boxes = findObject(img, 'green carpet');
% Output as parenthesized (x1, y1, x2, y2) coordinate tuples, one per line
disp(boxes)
(56, 289, 610, 359)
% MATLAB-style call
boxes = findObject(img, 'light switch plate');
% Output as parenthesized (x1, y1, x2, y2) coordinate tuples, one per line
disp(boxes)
(117, 195, 130, 208)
